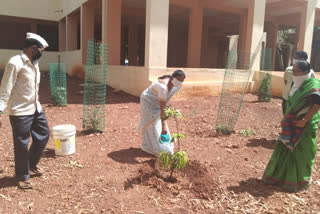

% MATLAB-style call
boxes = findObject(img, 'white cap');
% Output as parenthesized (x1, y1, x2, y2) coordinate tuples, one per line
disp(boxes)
(26, 32, 49, 49)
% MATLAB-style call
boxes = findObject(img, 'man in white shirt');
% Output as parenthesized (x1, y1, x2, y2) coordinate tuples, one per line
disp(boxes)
(282, 51, 315, 115)
(0, 33, 50, 189)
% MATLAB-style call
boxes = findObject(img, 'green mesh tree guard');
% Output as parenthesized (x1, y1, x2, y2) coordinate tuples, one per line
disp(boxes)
(49, 63, 67, 106)
(258, 48, 273, 102)
(0, 69, 4, 84)
(260, 48, 273, 71)
(82, 40, 108, 133)
(215, 51, 253, 135)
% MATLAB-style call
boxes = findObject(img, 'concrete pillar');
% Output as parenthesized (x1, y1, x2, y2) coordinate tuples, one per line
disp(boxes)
(238, 14, 248, 53)
(128, 21, 138, 66)
(294, 24, 300, 53)
(102, 0, 122, 65)
(66, 14, 79, 51)
(201, 21, 209, 67)
(59, 19, 66, 52)
(145, 0, 169, 68)
(81, 2, 95, 64)
(269, 23, 278, 70)
(244, 0, 266, 70)
(187, 5, 203, 68)
(297, 0, 317, 59)
(229, 35, 239, 51)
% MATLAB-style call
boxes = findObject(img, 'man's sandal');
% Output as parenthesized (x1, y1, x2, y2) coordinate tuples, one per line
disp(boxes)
(18, 181, 32, 189)
(30, 166, 43, 176)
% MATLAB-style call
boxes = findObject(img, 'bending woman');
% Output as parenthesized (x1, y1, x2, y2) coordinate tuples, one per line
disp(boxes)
(262, 61, 320, 192)
(137, 70, 186, 156)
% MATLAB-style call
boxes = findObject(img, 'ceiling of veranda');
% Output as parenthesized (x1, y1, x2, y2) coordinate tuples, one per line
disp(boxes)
(121, 0, 320, 28)
(122, 0, 309, 17)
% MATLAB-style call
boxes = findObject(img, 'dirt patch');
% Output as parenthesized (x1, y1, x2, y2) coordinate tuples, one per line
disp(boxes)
(1, 73, 320, 213)
(125, 159, 221, 201)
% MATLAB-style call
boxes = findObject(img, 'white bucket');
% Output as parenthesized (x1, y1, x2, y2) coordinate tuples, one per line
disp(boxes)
(53, 124, 76, 156)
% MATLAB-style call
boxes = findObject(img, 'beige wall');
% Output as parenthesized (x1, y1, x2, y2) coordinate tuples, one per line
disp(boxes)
(0, 49, 59, 71)
(106, 67, 254, 97)
(60, 50, 82, 75)
(107, 66, 151, 96)
(0, 49, 81, 74)
(106, 66, 306, 99)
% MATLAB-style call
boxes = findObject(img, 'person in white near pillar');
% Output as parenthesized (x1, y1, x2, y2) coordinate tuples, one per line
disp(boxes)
(137, 70, 186, 156)
(0, 33, 50, 189)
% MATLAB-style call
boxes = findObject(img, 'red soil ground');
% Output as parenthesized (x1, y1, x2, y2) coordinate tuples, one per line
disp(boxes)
(1, 73, 320, 213)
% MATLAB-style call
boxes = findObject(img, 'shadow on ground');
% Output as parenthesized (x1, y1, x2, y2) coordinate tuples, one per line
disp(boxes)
(227, 177, 283, 198)
(107, 147, 156, 165)
(246, 138, 276, 150)
(42, 148, 57, 159)
(0, 176, 17, 189)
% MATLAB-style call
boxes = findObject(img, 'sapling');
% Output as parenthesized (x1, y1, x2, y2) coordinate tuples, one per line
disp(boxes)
(51, 87, 67, 106)
(239, 128, 256, 137)
(159, 107, 188, 179)
(83, 106, 103, 134)
(215, 124, 233, 135)
(258, 73, 272, 102)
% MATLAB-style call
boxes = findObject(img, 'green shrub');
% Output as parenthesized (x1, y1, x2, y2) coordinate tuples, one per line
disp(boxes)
(258, 73, 272, 102)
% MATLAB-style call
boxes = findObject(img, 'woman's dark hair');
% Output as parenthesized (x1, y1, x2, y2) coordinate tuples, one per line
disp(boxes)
(158, 74, 172, 80)
(172, 69, 186, 78)
(24, 38, 43, 49)
(295, 60, 311, 73)
(295, 51, 308, 60)
(158, 69, 186, 80)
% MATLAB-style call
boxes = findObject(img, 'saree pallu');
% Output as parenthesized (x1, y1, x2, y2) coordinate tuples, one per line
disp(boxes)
(262, 78, 320, 192)
(137, 81, 179, 156)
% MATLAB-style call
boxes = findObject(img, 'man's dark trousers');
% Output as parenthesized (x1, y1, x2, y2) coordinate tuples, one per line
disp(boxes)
(9, 110, 50, 181)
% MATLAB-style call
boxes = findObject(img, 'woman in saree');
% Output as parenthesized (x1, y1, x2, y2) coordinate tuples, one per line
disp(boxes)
(137, 70, 186, 156)
(262, 61, 320, 192)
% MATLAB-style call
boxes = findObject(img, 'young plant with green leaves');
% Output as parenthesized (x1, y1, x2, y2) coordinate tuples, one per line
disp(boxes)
(159, 107, 188, 179)
(258, 73, 272, 102)
(83, 105, 103, 134)
(239, 129, 256, 137)
(216, 124, 233, 135)
(51, 87, 67, 106)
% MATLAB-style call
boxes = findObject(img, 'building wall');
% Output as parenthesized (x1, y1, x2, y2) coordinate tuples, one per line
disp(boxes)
(60, 51, 83, 74)
(0, 50, 295, 99)
(106, 66, 296, 99)
(61, 0, 88, 20)
(0, 0, 87, 21)
(0, 21, 30, 49)
(0, 0, 61, 21)
(1, 0, 319, 99)
(0, 49, 57, 71)
(0, 49, 81, 73)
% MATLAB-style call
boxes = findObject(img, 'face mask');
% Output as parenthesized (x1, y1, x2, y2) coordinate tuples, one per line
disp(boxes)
(292, 73, 310, 84)
(289, 72, 311, 96)
(292, 58, 297, 65)
(292, 75, 308, 85)
(32, 47, 42, 61)
(171, 78, 182, 87)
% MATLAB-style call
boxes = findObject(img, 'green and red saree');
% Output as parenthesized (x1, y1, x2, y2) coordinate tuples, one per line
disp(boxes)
(262, 78, 320, 192)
